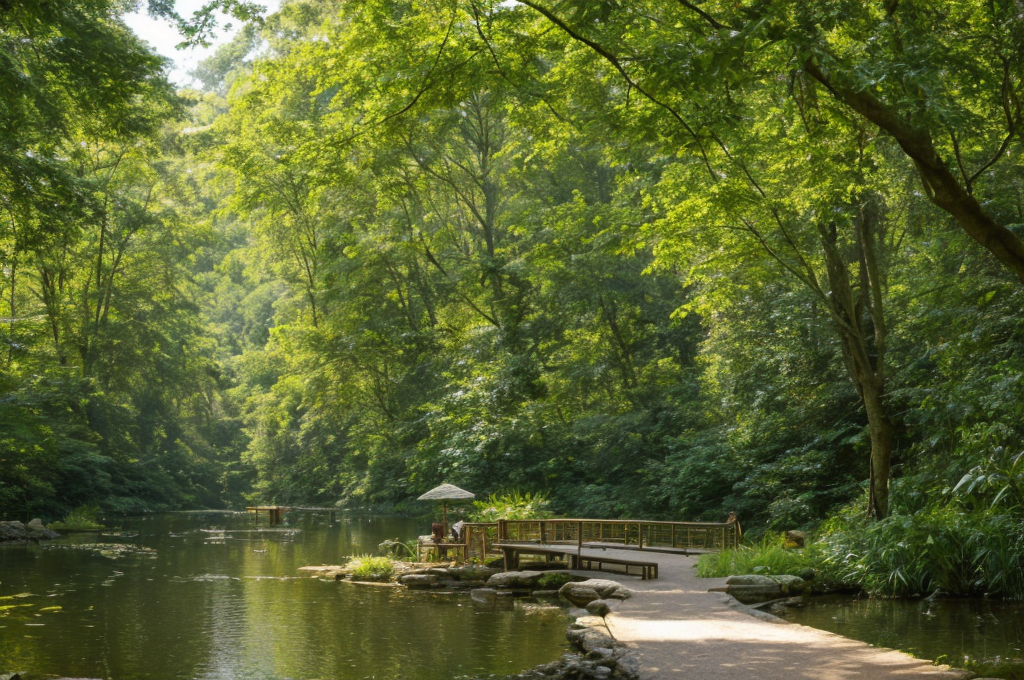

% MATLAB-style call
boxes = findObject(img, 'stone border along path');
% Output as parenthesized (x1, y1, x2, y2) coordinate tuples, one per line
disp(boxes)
(549, 548, 968, 680)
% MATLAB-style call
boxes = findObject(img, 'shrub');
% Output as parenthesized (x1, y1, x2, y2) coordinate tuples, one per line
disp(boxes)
(348, 555, 395, 582)
(48, 506, 105, 531)
(468, 490, 554, 522)
(816, 505, 1024, 599)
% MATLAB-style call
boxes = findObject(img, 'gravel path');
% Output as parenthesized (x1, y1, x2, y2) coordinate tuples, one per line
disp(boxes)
(563, 547, 967, 680)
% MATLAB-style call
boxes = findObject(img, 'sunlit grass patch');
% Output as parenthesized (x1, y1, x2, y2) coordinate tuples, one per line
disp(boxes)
(696, 533, 816, 578)
(348, 555, 395, 582)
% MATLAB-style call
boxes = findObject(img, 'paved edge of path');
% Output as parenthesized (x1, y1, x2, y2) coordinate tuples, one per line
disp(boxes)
(564, 548, 969, 680)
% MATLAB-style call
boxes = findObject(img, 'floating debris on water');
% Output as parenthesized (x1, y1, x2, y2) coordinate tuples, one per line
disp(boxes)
(43, 543, 156, 559)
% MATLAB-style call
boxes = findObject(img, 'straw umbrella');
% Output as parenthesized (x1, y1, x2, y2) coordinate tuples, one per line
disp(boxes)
(417, 483, 475, 535)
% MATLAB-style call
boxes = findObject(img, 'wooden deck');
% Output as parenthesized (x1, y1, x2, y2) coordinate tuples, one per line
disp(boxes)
(494, 542, 660, 580)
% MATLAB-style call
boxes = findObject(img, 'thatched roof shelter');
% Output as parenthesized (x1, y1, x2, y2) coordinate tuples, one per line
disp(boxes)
(417, 484, 474, 535)
(417, 483, 475, 501)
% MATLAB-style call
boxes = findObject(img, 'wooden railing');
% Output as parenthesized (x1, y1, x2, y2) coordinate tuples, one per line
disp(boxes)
(459, 518, 739, 562)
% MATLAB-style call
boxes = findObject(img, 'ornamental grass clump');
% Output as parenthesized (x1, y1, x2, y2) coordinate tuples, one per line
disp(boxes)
(348, 555, 395, 582)
(695, 533, 817, 578)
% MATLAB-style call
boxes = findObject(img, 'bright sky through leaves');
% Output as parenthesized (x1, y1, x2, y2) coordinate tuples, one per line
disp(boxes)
(124, 0, 280, 86)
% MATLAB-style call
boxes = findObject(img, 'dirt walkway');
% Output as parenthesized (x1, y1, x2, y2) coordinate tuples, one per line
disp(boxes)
(567, 548, 966, 680)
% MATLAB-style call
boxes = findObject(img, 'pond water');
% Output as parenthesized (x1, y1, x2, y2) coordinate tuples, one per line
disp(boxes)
(781, 594, 1024, 678)
(0, 512, 569, 680)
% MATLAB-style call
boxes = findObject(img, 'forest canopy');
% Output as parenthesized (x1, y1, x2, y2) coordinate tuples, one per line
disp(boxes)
(2, 0, 1023, 537)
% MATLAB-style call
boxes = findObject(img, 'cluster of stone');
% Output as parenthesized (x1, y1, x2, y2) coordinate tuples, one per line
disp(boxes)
(455, 577, 641, 680)
(398, 564, 502, 589)
(0, 519, 59, 542)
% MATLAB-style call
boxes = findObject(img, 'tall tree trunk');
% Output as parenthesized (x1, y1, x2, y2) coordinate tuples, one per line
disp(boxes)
(818, 201, 895, 518)
(862, 380, 894, 518)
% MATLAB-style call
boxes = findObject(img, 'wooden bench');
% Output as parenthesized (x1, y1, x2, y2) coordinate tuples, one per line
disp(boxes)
(494, 543, 659, 580)
(576, 554, 658, 580)
(495, 544, 578, 571)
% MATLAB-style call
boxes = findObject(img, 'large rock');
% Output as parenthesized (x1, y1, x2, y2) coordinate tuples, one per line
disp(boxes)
(559, 579, 632, 605)
(722, 574, 808, 603)
(451, 565, 500, 582)
(785, 530, 806, 548)
(566, 626, 616, 653)
(0, 521, 27, 542)
(725, 574, 778, 587)
(26, 518, 59, 540)
(399, 574, 438, 589)
(486, 570, 544, 589)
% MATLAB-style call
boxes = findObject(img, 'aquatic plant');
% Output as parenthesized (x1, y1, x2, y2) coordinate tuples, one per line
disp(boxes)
(378, 538, 418, 561)
(348, 555, 395, 582)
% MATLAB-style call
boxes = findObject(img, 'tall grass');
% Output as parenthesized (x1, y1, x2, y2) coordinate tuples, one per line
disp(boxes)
(696, 533, 816, 578)
(816, 506, 1024, 599)
(697, 507, 1024, 601)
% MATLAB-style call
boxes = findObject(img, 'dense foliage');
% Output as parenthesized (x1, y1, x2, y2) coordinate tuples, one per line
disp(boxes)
(2, 0, 1023, 569)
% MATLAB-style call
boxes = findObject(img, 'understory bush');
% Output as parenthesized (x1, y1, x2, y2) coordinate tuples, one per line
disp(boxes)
(817, 505, 1024, 599)
(48, 506, 106, 531)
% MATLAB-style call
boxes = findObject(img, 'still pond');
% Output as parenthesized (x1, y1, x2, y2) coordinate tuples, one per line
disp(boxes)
(0, 512, 569, 680)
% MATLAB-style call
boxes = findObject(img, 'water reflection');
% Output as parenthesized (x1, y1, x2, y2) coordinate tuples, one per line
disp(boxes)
(782, 594, 1024, 675)
(0, 512, 568, 679)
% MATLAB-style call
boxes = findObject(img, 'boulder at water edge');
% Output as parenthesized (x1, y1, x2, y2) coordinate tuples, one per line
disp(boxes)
(559, 579, 632, 606)
(721, 574, 809, 603)
(486, 570, 544, 589)
(399, 574, 438, 589)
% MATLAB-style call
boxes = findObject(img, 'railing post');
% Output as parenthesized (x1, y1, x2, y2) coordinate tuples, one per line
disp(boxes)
(540, 520, 546, 545)
(576, 520, 583, 561)
(670, 524, 676, 549)
(638, 522, 644, 550)
(498, 519, 507, 542)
